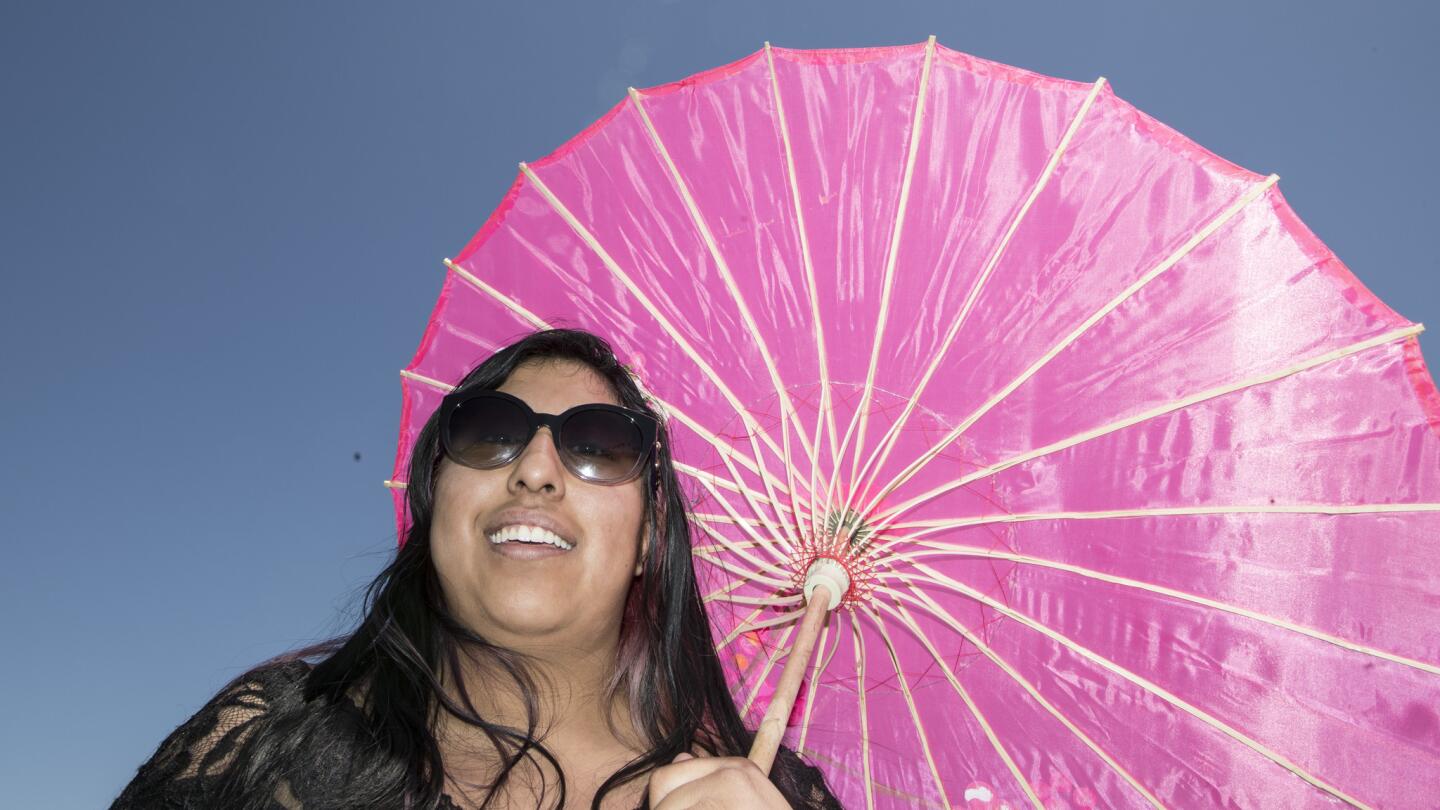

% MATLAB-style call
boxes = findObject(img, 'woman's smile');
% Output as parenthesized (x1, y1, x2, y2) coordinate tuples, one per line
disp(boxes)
(487, 521, 575, 560)
(484, 508, 579, 551)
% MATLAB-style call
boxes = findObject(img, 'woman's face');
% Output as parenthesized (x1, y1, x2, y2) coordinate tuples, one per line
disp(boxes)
(430, 358, 648, 653)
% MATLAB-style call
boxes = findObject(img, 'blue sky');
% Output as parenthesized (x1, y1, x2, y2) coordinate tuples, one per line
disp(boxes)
(3, 1, 1436, 805)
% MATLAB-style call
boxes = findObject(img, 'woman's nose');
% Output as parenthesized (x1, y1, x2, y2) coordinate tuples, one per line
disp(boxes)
(507, 426, 566, 495)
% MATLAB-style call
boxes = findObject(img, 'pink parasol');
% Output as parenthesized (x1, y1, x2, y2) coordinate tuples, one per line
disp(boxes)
(391, 38, 1440, 808)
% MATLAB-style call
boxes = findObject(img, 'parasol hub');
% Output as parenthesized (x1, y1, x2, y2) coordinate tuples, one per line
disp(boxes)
(822, 507, 873, 552)
(803, 557, 850, 612)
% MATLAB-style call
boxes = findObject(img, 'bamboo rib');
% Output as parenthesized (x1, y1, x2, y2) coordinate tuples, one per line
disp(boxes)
(861, 172, 1281, 520)
(438, 259, 819, 506)
(668, 419, 816, 506)
(691, 539, 772, 556)
(691, 548, 789, 593)
(865, 507, 1440, 569)
(690, 533, 791, 590)
(889, 568, 1371, 807)
(859, 501, 1440, 578)
(859, 606, 954, 810)
(872, 325, 1425, 530)
(700, 576, 751, 604)
(677, 465, 806, 564)
(766, 41, 840, 544)
(728, 608, 806, 638)
(518, 164, 803, 548)
(675, 461, 803, 523)
(852, 617, 876, 810)
(398, 368, 453, 390)
(848, 74, 1110, 519)
(692, 538, 766, 556)
(686, 447, 801, 564)
(685, 464, 800, 564)
(685, 438, 800, 559)
(797, 621, 836, 752)
(718, 591, 802, 651)
(797, 746, 953, 809)
(869, 594, 1045, 810)
(871, 594, 1163, 809)
(628, 87, 818, 481)
(692, 557, 788, 605)
(829, 36, 938, 530)
(778, 399, 805, 551)
(442, 259, 550, 330)
(710, 591, 804, 608)
(884, 502, 1440, 535)
(699, 576, 805, 614)
(839, 35, 939, 516)
(688, 530, 789, 593)
(692, 511, 773, 529)
(691, 530, 771, 553)
(614, 89, 810, 553)
(741, 622, 800, 717)
(873, 542, 1440, 677)
(693, 561, 789, 605)
(716, 427, 803, 558)
(718, 617, 791, 652)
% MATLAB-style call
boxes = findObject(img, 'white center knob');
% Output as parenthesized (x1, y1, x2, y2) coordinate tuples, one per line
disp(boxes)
(803, 557, 850, 611)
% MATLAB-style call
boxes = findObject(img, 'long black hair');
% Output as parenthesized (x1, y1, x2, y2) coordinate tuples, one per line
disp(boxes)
(270, 328, 783, 808)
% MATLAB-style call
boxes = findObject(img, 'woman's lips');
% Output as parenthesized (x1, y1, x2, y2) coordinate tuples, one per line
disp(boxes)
(488, 540, 572, 560)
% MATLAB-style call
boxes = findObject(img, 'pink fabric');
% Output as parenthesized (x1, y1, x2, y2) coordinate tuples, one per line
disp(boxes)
(398, 41, 1440, 808)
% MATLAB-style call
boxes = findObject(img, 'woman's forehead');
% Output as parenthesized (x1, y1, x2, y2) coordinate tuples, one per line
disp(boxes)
(498, 358, 621, 410)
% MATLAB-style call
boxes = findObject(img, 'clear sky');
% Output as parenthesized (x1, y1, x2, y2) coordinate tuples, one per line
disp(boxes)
(3, 1, 1436, 805)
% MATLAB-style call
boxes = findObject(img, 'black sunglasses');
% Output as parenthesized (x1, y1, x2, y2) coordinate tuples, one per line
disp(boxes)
(439, 389, 661, 485)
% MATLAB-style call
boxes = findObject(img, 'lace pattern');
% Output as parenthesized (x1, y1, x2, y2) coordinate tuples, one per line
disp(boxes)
(110, 661, 844, 809)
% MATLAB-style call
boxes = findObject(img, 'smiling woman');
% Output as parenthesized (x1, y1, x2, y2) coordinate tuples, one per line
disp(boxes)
(108, 329, 842, 809)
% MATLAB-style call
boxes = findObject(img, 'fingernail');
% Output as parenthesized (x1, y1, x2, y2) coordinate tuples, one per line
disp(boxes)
(673, 752, 694, 762)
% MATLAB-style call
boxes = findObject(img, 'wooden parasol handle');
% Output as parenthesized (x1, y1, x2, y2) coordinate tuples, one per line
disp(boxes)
(746, 582, 836, 774)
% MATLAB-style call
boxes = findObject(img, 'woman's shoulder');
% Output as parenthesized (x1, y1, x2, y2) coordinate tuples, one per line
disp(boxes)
(221, 657, 315, 703)
(109, 658, 369, 809)
(188, 657, 320, 737)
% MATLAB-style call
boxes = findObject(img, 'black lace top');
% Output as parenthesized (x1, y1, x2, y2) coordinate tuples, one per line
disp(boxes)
(109, 660, 844, 809)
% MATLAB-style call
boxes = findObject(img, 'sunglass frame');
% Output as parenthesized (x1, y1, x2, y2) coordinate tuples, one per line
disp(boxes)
(438, 389, 661, 485)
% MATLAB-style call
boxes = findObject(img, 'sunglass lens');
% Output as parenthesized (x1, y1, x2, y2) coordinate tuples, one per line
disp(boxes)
(562, 410, 644, 482)
(447, 396, 530, 468)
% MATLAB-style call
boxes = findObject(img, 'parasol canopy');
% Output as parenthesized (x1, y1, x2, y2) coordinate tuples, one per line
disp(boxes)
(391, 38, 1440, 809)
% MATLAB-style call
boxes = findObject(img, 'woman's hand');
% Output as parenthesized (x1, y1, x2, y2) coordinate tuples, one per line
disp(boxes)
(647, 751, 792, 809)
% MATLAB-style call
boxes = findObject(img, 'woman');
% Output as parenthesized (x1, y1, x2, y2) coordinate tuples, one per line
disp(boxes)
(111, 328, 843, 809)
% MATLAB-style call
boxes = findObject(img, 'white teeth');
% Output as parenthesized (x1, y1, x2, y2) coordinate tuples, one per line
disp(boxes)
(486, 524, 574, 551)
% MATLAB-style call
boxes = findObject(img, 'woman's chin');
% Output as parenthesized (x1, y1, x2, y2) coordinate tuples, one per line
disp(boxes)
(477, 592, 579, 640)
